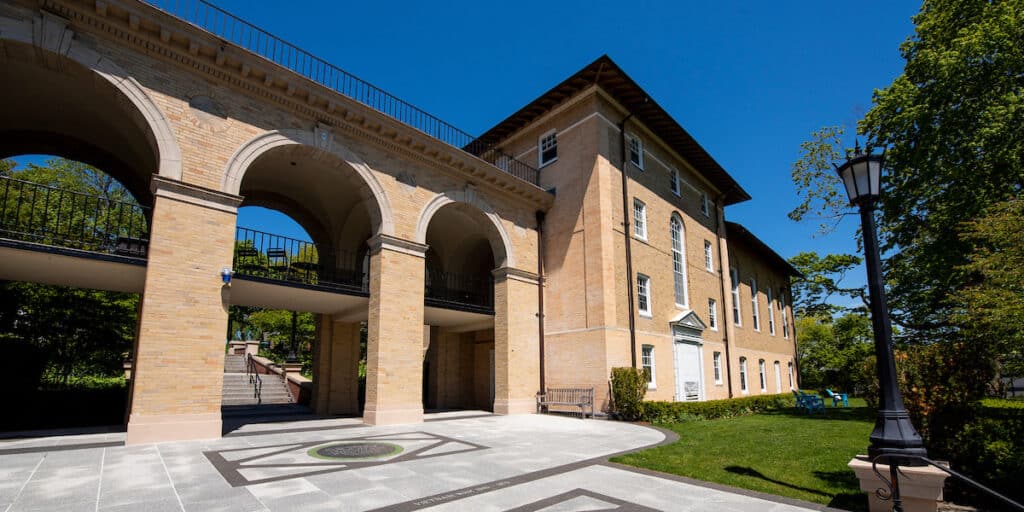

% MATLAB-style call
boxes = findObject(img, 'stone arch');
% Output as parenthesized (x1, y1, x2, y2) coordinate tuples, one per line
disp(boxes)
(0, 10, 182, 182)
(222, 129, 394, 237)
(415, 187, 515, 269)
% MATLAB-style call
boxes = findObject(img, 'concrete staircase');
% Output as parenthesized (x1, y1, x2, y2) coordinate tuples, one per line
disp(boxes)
(222, 354, 293, 406)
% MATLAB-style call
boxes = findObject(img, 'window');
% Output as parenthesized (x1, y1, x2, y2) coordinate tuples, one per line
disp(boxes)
(767, 287, 776, 336)
(700, 192, 710, 216)
(774, 361, 782, 392)
(539, 131, 557, 167)
(788, 362, 795, 389)
(759, 359, 767, 392)
(750, 278, 760, 331)
(782, 290, 790, 337)
(633, 199, 647, 240)
(669, 168, 680, 195)
(670, 216, 687, 307)
(637, 274, 651, 317)
(704, 240, 714, 271)
(628, 134, 644, 169)
(739, 357, 748, 393)
(730, 268, 741, 325)
(641, 345, 656, 389)
(708, 299, 718, 331)
(713, 352, 723, 384)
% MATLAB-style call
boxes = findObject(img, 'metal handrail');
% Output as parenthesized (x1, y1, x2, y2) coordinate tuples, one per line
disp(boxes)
(425, 270, 494, 312)
(245, 353, 262, 405)
(0, 175, 150, 256)
(142, 0, 540, 185)
(233, 226, 365, 293)
(871, 454, 1024, 512)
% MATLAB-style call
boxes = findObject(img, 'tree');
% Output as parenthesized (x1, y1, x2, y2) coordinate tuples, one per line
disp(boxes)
(788, 251, 864, 317)
(795, 313, 873, 393)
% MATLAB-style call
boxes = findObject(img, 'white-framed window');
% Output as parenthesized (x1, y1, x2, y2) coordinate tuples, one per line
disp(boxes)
(767, 287, 776, 336)
(708, 298, 718, 331)
(704, 240, 714, 271)
(700, 192, 710, 216)
(730, 267, 741, 325)
(633, 198, 647, 241)
(538, 130, 557, 167)
(739, 357, 749, 393)
(788, 361, 795, 389)
(774, 361, 782, 393)
(750, 278, 760, 331)
(759, 359, 767, 392)
(780, 289, 789, 338)
(637, 273, 652, 317)
(628, 134, 644, 170)
(641, 344, 656, 389)
(669, 167, 680, 196)
(670, 215, 688, 307)
(713, 351, 723, 384)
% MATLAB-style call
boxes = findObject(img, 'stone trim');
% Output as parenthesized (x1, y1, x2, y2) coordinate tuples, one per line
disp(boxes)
(368, 234, 428, 258)
(125, 412, 221, 445)
(492, 267, 540, 285)
(415, 187, 516, 268)
(151, 176, 243, 214)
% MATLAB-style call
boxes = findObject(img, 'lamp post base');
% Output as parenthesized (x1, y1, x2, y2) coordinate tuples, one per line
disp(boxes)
(868, 409, 928, 465)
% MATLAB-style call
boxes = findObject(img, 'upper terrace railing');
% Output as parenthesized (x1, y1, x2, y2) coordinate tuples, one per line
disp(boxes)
(0, 175, 150, 258)
(233, 226, 365, 294)
(143, 0, 540, 185)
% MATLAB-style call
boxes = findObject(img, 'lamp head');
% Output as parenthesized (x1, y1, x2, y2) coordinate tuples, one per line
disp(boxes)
(834, 142, 885, 206)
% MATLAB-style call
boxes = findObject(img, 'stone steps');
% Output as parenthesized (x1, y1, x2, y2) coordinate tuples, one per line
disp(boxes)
(221, 356, 293, 406)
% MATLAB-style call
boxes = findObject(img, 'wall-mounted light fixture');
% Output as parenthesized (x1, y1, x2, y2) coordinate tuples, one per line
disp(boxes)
(221, 267, 233, 286)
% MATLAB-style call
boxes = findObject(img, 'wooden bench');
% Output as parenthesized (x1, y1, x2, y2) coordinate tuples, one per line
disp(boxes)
(536, 387, 594, 418)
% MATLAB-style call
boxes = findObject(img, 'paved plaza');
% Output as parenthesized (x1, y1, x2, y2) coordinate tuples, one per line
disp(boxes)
(0, 413, 831, 511)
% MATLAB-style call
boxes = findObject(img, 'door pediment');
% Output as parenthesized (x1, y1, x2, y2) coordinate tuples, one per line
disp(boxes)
(670, 310, 706, 341)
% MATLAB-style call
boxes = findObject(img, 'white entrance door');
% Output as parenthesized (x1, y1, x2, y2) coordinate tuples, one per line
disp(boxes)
(673, 342, 703, 401)
(489, 349, 495, 407)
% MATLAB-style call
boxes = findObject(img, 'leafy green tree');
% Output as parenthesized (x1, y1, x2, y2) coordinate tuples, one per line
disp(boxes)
(788, 251, 864, 317)
(795, 314, 873, 394)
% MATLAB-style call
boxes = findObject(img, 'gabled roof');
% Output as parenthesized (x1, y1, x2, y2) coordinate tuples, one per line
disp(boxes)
(725, 221, 803, 278)
(475, 55, 752, 206)
(670, 310, 708, 331)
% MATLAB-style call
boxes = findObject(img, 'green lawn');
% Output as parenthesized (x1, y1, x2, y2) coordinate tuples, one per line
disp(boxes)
(611, 398, 874, 511)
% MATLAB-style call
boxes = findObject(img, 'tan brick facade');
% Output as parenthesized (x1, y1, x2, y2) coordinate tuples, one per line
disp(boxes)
(1, 1, 798, 443)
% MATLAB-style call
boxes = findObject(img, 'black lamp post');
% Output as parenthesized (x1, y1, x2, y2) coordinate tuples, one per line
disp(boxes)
(834, 144, 927, 464)
(286, 310, 298, 363)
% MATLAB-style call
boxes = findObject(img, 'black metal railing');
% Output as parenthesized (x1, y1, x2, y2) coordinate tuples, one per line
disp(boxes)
(233, 226, 365, 293)
(245, 353, 262, 405)
(143, 0, 539, 185)
(425, 270, 494, 313)
(0, 175, 150, 257)
(871, 454, 1024, 512)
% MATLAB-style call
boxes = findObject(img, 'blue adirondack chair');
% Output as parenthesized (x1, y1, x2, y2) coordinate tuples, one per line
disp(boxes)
(792, 390, 825, 414)
(825, 388, 849, 407)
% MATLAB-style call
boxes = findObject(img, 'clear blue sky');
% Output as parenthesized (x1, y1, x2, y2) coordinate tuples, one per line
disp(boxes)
(13, 0, 921, 301)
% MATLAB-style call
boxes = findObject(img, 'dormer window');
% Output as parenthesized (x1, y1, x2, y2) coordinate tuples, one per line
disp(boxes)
(669, 168, 680, 195)
(539, 131, 557, 167)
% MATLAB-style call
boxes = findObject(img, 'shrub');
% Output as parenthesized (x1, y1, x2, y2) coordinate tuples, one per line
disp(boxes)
(641, 393, 794, 423)
(947, 399, 1024, 504)
(610, 367, 649, 421)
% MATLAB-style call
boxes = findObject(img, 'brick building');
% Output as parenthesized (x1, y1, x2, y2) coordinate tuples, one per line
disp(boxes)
(0, 0, 798, 444)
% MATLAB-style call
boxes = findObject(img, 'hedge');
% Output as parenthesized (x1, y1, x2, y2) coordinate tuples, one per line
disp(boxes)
(641, 393, 794, 423)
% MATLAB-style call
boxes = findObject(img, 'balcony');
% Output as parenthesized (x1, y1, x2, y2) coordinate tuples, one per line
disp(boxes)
(0, 175, 150, 260)
(425, 270, 494, 315)
(232, 227, 365, 295)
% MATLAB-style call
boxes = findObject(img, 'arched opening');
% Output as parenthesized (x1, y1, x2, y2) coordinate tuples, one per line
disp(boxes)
(1, 155, 149, 433)
(421, 202, 506, 412)
(224, 142, 383, 421)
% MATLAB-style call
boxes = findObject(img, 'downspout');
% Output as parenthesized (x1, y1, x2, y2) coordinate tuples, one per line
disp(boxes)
(715, 192, 734, 397)
(788, 287, 801, 389)
(536, 210, 547, 392)
(619, 114, 637, 368)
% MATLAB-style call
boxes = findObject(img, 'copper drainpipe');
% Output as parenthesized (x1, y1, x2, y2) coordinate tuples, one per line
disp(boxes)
(618, 114, 637, 368)
(715, 192, 735, 397)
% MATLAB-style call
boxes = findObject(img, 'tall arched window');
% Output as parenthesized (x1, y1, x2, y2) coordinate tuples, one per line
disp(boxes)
(670, 215, 688, 307)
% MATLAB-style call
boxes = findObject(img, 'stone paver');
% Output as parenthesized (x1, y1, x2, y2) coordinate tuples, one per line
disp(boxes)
(0, 413, 829, 512)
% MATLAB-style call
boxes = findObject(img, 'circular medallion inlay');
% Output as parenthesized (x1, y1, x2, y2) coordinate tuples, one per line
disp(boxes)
(307, 442, 402, 460)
